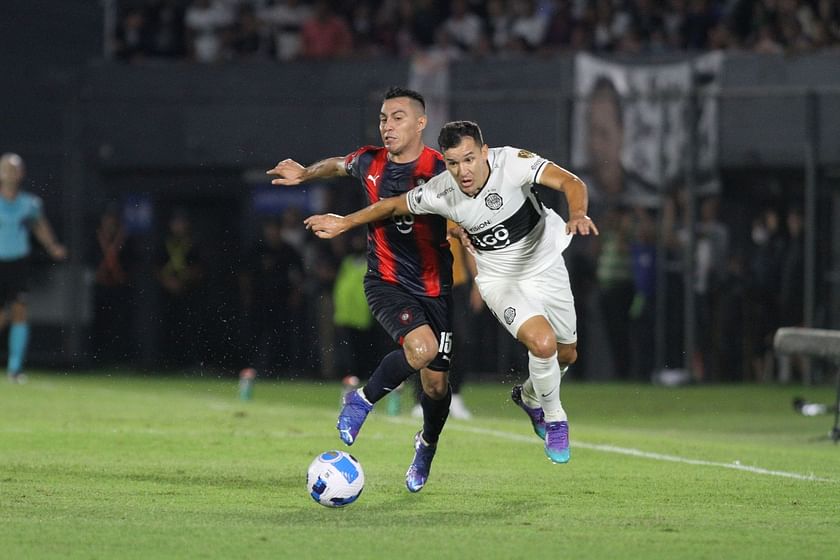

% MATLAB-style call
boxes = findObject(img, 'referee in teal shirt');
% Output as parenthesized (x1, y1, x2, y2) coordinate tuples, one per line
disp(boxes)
(0, 153, 66, 383)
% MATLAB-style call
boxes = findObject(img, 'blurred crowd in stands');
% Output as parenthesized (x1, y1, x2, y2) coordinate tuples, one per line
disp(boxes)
(111, 0, 840, 63)
(87, 181, 810, 385)
(89, 0, 829, 385)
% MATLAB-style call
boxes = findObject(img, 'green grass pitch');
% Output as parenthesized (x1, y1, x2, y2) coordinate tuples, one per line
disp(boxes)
(1, 372, 838, 559)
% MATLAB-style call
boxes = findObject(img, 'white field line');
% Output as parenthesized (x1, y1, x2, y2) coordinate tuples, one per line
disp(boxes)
(386, 417, 836, 483)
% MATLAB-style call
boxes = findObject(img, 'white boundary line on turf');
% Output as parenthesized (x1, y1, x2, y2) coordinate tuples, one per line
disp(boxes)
(385, 417, 835, 483)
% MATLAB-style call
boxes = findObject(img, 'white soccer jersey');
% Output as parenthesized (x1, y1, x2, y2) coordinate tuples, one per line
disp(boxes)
(406, 146, 573, 279)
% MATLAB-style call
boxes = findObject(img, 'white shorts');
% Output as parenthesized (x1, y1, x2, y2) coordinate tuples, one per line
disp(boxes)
(475, 255, 577, 344)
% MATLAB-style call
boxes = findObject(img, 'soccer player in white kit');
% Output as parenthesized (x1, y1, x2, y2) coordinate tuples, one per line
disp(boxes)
(304, 121, 599, 463)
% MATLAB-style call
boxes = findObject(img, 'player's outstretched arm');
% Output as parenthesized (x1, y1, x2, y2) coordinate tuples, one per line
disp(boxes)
(266, 156, 347, 186)
(32, 217, 67, 261)
(304, 194, 411, 239)
(539, 163, 599, 236)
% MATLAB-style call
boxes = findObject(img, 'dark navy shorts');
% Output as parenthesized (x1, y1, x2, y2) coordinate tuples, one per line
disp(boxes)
(364, 277, 453, 372)
(0, 258, 30, 306)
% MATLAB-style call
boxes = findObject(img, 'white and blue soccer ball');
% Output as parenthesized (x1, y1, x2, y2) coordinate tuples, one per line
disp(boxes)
(307, 450, 365, 507)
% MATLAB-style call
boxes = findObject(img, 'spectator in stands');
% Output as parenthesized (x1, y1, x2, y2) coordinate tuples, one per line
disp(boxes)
(114, 6, 153, 61)
(258, 0, 312, 61)
(184, 0, 235, 63)
(146, 0, 186, 58)
(443, 0, 484, 52)
(300, 0, 353, 59)
(543, 0, 574, 51)
(628, 206, 657, 381)
(228, 3, 266, 59)
(485, 0, 512, 51)
(746, 207, 785, 380)
(331, 230, 379, 383)
(91, 205, 135, 366)
(239, 216, 305, 377)
(595, 206, 635, 379)
(508, 0, 549, 52)
(779, 206, 804, 329)
(155, 209, 206, 369)
(680, 0, 717, 50)
(411, 0, 443, 48)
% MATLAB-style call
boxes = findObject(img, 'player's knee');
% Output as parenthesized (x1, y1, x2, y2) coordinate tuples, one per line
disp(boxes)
(422, 377, 449, 400)
(403, 341, 436, 370)
(525, 333, 558, 360)
(557, 345, 578, 366)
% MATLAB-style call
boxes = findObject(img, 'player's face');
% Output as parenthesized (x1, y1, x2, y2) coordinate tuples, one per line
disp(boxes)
(0, 154, 25, 187)
(379, 97, 426, 157)
(443, 137, 490, 197)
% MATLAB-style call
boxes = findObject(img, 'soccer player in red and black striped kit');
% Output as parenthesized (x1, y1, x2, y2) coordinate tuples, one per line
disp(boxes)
(267, 87, 452, 492)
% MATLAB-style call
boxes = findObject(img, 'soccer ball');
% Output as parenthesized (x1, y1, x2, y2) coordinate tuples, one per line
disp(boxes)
(306, 450, 365, 507)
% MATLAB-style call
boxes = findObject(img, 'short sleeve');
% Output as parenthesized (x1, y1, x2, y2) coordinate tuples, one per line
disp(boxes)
(344, 146, 377, 179)
(405, 181, 447, 217)
(27, 195, 43, 222)
(511, 148, 549, 185)
(344, 150, 361, 179)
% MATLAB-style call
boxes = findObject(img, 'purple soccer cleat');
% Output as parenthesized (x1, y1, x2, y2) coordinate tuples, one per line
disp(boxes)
(405, 431, 437, 493)
(511, 384, 546, 440)
(336, 389, 373, 446)
(544, 420, 570, 464)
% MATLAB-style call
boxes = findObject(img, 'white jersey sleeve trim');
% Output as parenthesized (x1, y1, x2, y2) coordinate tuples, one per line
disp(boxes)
(533, 160, 550, 185)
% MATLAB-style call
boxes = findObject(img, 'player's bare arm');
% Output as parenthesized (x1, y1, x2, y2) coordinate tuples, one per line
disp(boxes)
(266, 156, 347, 186)
(538, 163, 599, 236)
(32, 217, 67, 261)
(304, 193, 411, 239)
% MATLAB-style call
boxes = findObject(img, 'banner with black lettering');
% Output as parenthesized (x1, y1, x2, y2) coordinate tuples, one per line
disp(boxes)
(572, 52, 722, 209)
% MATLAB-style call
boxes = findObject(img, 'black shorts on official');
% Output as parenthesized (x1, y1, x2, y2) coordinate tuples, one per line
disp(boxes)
(0, 258, 30, 306)
(364, 277, 453, 372)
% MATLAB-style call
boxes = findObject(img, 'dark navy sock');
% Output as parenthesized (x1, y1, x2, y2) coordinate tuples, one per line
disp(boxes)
(420, 385, 451, 445)
(362, 349, 417, 404)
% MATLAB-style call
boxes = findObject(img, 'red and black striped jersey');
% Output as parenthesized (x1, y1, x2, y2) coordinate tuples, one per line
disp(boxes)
(344, 145, 452, 297)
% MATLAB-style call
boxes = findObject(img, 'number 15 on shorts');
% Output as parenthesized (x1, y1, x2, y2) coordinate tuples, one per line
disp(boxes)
(438, 332, 453, 358)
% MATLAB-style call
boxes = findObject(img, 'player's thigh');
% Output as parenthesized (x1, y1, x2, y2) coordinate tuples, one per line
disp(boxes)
(364, 278, 453, 371)
(532, 260, 577, 345)
(476, 266, 576, 345)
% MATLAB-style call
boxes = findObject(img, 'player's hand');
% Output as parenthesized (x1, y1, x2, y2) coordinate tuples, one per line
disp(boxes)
(267, 159, 306, 186)
(566, 215, 599, 236)
(448, 225, 476, 255)
(304, 213, 348, 239)
(49, 244, 68, 261)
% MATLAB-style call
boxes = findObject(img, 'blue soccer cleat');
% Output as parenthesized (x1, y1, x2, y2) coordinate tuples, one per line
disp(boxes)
(511, 384, 546, 440)
(544, 420, 570, 464)
(336, 389, 373, 446)
(405, 431, 437, 493)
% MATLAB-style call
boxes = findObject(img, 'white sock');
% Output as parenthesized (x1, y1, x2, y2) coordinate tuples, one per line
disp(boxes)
(522, 365, 568, 409)
(528, 352, 567, 422)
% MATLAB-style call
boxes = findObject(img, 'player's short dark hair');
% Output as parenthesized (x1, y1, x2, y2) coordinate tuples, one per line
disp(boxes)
(438, 120, 484, 152)
(383, 86, 426, 111)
